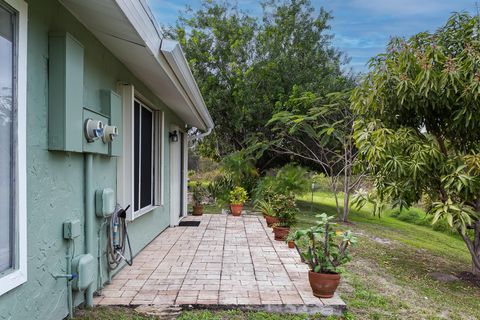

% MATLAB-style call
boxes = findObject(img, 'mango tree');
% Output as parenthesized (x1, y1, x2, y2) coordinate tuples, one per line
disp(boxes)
(352, 13, 480, 275)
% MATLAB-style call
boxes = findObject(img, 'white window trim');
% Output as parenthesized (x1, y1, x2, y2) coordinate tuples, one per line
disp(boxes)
(116, 84, 164, 221)
(0, 0, 28, 297)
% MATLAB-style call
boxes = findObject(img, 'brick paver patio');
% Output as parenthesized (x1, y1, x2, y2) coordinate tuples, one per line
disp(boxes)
(95, 214, 345, 315)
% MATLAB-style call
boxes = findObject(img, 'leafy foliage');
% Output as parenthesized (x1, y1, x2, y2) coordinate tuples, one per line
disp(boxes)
(169, 0, 351, 165)
(221, 150, 259, 195)
(255, 199, 275, 217)
(267, 90, 361, 221)
(229, 186, 248, 205)
(207, 175, 234, 205)
(294, 213, 356, 273)
(352, 12, 480, 273)
(271, 192, 299, 227)
(351, 188, 388, 218)
(191, 182, 206, 206)
(253, 164, 310, 202)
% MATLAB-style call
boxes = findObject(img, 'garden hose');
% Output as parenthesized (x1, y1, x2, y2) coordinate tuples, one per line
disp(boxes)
(107, 205, 133, 270)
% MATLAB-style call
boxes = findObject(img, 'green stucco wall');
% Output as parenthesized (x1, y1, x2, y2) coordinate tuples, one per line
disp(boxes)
(0, 1, 183, 319)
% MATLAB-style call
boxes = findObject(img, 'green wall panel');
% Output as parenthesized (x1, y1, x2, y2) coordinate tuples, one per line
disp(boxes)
(48, 31, 84, 152)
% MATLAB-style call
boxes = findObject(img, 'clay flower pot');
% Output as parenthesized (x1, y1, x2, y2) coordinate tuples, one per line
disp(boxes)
(308, 271, 341, 298)
(230, 204, 243, 216)
(192, 205, 203, 216)
(288, 240, 295, 249)
(273, 226, 290, 241)
(265, 215, 279, 227)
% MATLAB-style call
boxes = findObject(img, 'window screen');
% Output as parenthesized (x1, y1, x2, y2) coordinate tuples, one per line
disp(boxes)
(133, 100, 154, 212)
(0, 2, 14, 273)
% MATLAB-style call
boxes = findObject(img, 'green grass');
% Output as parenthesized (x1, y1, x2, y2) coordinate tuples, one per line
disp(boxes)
(177, 310, 348, 320)
(73, 306, 158, 319)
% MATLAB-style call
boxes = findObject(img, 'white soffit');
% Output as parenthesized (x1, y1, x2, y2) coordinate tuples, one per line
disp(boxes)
(60, 0, 214, 131)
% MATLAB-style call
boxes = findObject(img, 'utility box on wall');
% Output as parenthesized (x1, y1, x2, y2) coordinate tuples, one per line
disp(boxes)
(82, 108, 109, 155)
(72, 254, 95, 291)
(48, 32, 84, 152)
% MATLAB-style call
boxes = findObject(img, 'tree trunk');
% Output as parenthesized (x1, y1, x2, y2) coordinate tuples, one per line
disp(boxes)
(331, 173, 341, 218)
(342, 145, 350, 222)
(460, 221, 480, 276)
(473, 222, 480, 276)
(342, 177, 350, 222)
(334, 191, 341, 217)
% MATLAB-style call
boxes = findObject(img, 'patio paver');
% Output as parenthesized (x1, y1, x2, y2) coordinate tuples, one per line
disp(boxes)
(96, 214, 346, 316)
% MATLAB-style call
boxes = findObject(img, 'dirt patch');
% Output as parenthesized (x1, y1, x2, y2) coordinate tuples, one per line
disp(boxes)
(457, 271, 480, 287)
(371, 236, 392, 245)
(429, 272, 459, 282)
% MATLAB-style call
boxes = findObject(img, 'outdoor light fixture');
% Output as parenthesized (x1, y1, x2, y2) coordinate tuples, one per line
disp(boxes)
(169, 130, 179, 142)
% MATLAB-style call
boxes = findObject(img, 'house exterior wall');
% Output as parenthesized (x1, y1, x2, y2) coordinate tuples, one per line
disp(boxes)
(0, 1, 184, 319)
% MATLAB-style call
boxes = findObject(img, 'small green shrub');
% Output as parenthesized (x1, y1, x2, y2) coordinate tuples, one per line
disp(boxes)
(271, 192, 298, 227)
(275, 164, 310, 195)
(255, 199, 275, 216)
(229, 186, 248, 205)
(222, 150, 259, 195)
(253, 164, 309, 202)
(207, 175, 234, 205)
(191, 182, 206, 206)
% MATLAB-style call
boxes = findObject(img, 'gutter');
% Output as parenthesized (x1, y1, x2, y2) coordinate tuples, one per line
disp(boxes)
(159, 39, 214, 132)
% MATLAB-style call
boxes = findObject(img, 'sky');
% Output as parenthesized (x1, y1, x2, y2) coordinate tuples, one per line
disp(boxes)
(147, 0, 476, 73)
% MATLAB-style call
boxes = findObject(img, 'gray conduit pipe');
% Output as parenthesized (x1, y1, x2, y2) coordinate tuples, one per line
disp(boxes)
(66, 239, 73, 318)
(84, 153, 94, 307)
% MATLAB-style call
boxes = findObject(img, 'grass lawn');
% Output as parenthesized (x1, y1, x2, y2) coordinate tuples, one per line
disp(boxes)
(75, 191, 480, 320)
(297, 191, 480, 320)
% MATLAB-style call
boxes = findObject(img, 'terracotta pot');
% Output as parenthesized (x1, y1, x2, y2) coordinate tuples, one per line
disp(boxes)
(288, 240, 295, 249)
(230, 204, 243, 216)
(265, 215, 279, 227)
(192, 205, 203, 216)
(273, 226, 290, 241)
(308, 271, 341, 298)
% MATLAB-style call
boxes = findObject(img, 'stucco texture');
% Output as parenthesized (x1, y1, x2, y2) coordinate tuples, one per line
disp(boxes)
(0, 1, 182, 319)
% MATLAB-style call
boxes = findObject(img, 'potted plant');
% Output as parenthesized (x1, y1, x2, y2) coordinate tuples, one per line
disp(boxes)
(286, 230, 296, 249)
(271, 193, 298, 241)
(294, 213, 357, 298)
(255, 200, 279, 227)
(191, 182, 206, 216)
(229, 186, 248, 216)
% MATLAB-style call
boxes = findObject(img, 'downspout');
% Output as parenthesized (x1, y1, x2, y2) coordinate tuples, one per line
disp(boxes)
(84, 153, 94, 307)
(188, 127, 212, 142)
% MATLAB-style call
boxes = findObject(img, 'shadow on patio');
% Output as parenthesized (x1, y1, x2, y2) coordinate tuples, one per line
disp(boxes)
(94, 214, 345, 316)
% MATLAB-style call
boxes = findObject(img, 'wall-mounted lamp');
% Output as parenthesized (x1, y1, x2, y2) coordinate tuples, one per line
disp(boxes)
(169, 130, 179, 142)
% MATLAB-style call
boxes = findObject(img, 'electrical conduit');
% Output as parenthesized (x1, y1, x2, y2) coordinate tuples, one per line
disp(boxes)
(84, 153, 94, 307)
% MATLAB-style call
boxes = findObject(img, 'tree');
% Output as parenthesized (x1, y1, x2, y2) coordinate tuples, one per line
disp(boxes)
(267, 90, 362, 221)
(352, 13, 480, 275)
(169, 0, 350, 165)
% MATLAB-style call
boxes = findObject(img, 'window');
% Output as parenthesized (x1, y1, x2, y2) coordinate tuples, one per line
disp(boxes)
(0, 0, 27, 296)
(0, 0, 15, 275)
(133, 100, 154, 212)
(117, 84, 164, 221)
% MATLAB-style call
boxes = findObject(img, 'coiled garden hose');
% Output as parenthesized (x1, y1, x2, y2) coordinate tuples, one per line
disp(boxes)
(107, 205, 133, 270)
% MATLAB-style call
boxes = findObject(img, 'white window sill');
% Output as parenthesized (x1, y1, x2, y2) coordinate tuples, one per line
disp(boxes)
(0, 269, 27, 296)
(130, 205, 160, 221)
